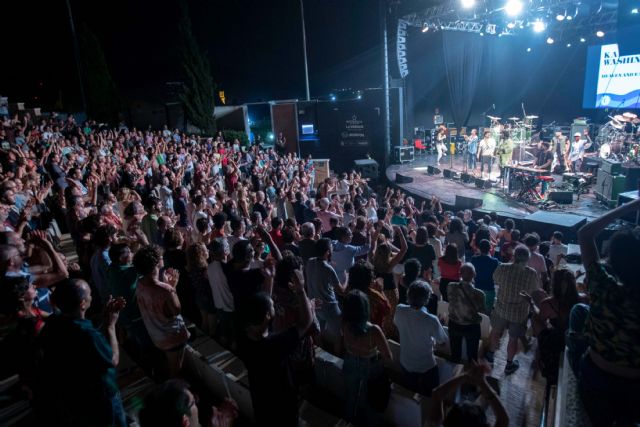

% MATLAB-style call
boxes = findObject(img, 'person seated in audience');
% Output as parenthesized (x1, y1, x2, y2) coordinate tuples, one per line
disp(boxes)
(437, 243, 462, 302)
(577, 198, 640, 426)
(447, 263, 485, 363)
(394, 281, 448, 396)
(134, 245, 190, 378)
(429, 361, 509, 427)
(486, 247, 539, 375)
(139, 379, 238, 427)
(340, 290, 392, 426)
(36, 279, 127, 426)
(238, 270, 314, 427)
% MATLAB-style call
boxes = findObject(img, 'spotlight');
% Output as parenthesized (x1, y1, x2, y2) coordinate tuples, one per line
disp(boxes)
(330, 95, 336, 101)
(532, 20, 546, 33)
(556, 13, 565, 21)
(566, 15, 572, 20)
(507, 22, 516, 28)
(267, 132, 274, 141)
(504, 0, 523, 16)
(566, 43, 572, 47)
(580, 37, 586, 42)
(461, 0, 475, 9)
(422, 23, 429, 33)
(596, 30, 605, 37)
(547, 37, 554, 44)
(632, 8, 639, 14)
(357, 94, 362, 100)
(480, 32, 484, 36)
(527, 47, 532, 52)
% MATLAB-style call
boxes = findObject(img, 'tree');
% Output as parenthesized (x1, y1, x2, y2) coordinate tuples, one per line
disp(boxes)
(78, 24, 120, 123)
(178, 1, 216, 135)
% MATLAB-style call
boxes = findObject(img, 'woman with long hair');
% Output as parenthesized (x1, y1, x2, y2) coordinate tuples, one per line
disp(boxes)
(445, 218, 469, 262)
(348, 261, 392, 329)
(340, 290, 392, 426)
(437, 244, 462, 302)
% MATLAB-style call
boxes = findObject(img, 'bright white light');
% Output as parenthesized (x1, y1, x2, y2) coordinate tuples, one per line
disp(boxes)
(533, 20, 546, 33)
(580, 37, 586, 42)
(556, 14, 565, 21)
(547, 37, 554, 44)
(566, 15, 573, 20)
(461, 0, 476, 9)
(330, 95, 336, 101)
(357, 95, 362, 100)
(504, 0, 523, 16)
(632, 8, 639, 14)
(526, 47, 532, 52)
(267, 132, 274, 141)
(422, 24, 429, 33)
(566, 43, 572, 47)
(596, 30, 605, 37)
(507, 22, 516, 28)
(479, 32, 484, 36)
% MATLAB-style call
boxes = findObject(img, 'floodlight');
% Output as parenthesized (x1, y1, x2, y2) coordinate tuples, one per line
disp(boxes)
(546, 37, 554, 44)
(596, 30, 605, 37)
(532, 20, 546, 32)
(505, 0, 523, 16)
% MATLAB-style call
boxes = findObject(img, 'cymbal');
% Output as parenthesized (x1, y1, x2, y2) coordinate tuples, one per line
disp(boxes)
(614, 114, 628, 122)
(633, 118, 640, 124)
(508, 117, 520, 121)
(623, 112, 638, 119)
(525, 115, 538, 119)
(487, 115, 501, 120)
(610, 121, 625, 130)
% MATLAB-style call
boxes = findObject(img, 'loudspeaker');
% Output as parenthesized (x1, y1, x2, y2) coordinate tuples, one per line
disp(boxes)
(427, 165, 441, 175)
(395, 173, 414, 184)
(475, 178, 492, 189)
(354, 159, 379, 180)
(595, 170, 626, 206)
(442, 169, 459, 179)
(548, 191, 573, 204)
(523, 211, 587, 242)
(455, 195, 483, 210)
(601, 159, 623, 176)
(461, 172, 473, 183)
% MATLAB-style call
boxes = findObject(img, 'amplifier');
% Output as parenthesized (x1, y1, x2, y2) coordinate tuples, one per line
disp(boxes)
(394, 146, 414, 164)
(595, 170, 626, 207)
(353, 159, 379, 180)
(548, 190, 573, 204)
(601, 159, 623, 175)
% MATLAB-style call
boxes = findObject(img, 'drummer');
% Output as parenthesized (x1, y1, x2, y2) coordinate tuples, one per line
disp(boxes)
(568, 132, 588, 172)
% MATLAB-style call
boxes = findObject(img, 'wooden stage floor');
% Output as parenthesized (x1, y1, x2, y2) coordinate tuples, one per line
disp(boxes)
(385, 154, 610, 221)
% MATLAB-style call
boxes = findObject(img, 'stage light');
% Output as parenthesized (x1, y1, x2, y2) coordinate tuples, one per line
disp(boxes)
(461, 0, 475, 9)
(596, 30, 605, 37)
(526, 47, 532, 52)
(566, 43, 571, 47)
(566, 15, 572, 20)
(267, 132, 274, 141)
(357, 95, 362, 100)
(504, 0, 523, 17)
(480, 32, 484, 36)
(580, 37, 586, 42)
(532, 20, 546, 33)
(556, 13, 565, 21)
(547, 37, 554, 44)
(422, 23, 429, 33)
(330, 94, 336, 101)
(507, 22, 516, 28)
(632, 8, 639, 14)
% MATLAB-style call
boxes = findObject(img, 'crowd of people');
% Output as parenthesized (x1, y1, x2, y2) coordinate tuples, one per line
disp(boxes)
(0, 111, 638, 427)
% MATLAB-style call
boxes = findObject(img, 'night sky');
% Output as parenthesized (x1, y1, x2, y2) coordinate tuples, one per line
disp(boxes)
(1, 0, 384, 109)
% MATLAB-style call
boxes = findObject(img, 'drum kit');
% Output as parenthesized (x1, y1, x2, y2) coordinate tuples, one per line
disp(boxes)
(597, 112, 640, 162)
(486, 114, 537, 144)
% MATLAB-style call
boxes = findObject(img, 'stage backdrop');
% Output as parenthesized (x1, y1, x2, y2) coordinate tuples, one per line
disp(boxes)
(397, 27, 609, 132)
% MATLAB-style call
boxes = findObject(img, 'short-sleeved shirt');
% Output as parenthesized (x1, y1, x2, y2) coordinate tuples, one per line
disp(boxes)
(238, 327, 300, 426)
(408, 242, 437, 273)
(225, 266, 265, 309)
(331, 241, 370, 282)
(90, 248, 111, 302)
(585, 263, 640, 369)
(107, 264, 140, 327)
(305, 258, 341, 316)
(394, 304, 448, 373)
(136, 281, 190, 350)
(447, 281, 485, 325)
(470, 254, 499, 292)
(492, 263, 539, 323)
(207, 260, 234, 312)
(316, 210, 341, 233)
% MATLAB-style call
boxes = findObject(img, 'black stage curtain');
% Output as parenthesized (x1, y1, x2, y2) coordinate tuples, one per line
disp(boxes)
(441, 31, 484, 128)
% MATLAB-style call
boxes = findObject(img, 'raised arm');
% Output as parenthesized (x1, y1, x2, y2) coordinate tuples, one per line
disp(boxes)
(389, 225, 408, 268)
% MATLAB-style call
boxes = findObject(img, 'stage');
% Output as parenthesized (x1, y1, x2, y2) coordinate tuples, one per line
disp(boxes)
(385, 153, 611, 221)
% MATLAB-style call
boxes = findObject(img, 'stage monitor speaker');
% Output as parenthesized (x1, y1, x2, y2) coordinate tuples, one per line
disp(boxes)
(548, 190, 573, 204)
(455, 195, 483, 210)
(461, 172, 473, 183)
(353, 159, 379, 180)
(443, 169, 457, 179)
(427, 165, 441, 175)
(475, 178, 492, 189)
(395, 173, 414, 184)
(595, 170, 626, 206)
(523, 211, 587, 242)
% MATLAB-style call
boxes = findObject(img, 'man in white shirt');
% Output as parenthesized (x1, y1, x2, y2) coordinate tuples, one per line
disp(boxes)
(394, 281, 448, 396)
(547, 231, 568, 266)
(568, 132, 587, 172)
(207, 239, 234, 346)
(477, 130, 496, 177)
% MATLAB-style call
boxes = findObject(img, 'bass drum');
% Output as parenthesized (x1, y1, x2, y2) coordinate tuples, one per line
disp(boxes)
(599, 143, 611, 158)
(600, 142, 623, 158)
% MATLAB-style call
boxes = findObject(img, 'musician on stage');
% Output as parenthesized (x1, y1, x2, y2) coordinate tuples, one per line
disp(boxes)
(436, 125, 448, 166)
(568, 132, 588, 172)
(496, 129, 514, 179)
(533, 141, 553, 195)
(477, 130, 496, 177)
(552, 130, 569, 173)
(464, 129, 479, 170)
